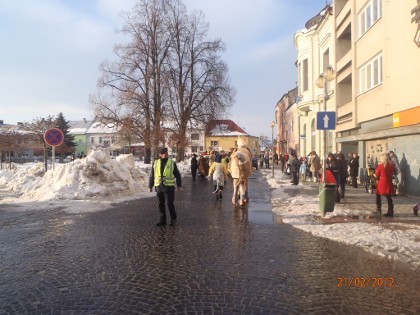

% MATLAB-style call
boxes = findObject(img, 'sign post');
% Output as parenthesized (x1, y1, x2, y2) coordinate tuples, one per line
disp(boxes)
(44, 128, 64, 170)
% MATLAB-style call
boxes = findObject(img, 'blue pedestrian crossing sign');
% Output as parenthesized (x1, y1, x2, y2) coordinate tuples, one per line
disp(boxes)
(317, 111, 336, 130)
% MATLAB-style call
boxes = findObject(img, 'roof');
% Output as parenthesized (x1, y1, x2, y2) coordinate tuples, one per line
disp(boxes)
(0, 123, 31, 135)
(85, 121, 119, 134)
(68, 120, 93, 135)
(305, 4, 332, 30)
(205, 120, 249, 137)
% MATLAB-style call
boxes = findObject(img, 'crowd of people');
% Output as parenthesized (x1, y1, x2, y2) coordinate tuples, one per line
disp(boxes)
(148, 145, 415, 226)
(270, 149, 414, 218)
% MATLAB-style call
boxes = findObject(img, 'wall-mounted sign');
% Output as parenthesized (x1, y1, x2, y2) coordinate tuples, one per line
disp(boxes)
(393, 106, 420, 127)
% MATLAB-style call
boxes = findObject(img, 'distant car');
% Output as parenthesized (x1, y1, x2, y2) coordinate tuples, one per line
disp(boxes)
(252, 156, 259, 170)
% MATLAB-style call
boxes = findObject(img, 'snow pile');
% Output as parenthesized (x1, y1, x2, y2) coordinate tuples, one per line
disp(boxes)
(1, 149, 149, 202)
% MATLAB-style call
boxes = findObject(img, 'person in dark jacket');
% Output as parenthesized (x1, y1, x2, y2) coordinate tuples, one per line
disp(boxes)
(289, 153, 300, 185)
(336, 153, 349, 199)
(349, 153, 360, 188)
(149, 148, 182, 226)
(190, 154, 198, 180)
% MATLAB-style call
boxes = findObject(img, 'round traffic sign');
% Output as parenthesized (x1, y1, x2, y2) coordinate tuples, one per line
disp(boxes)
(44, 128, 64, 147)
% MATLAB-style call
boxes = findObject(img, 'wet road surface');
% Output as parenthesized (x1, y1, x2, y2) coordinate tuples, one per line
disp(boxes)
(0, 172, 419, 314)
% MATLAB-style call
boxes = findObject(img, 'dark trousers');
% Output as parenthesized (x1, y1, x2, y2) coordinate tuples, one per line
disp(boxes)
(157, 189, 176, 223)
(339, 177, 347, 198)
(292, 171, 299, 185)
(376, 194, 393, 212)
(351, 175, 358, 188)
(191, 165, 198, 179)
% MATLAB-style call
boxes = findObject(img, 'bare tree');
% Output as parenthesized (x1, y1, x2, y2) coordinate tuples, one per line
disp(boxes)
(91, 0, 235, 163)
(23, 116, 56, 172)
(91, 0, 174, 164)
(0, 129, 21, 170)
(166, 2, 235, 161)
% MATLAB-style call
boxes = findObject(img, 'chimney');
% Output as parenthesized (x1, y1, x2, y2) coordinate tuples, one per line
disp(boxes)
(83, 118, 87, 123)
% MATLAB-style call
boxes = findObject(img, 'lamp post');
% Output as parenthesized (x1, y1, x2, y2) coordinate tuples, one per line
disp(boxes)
(271, 121, 275, 177)
(316, 65, 336, 181)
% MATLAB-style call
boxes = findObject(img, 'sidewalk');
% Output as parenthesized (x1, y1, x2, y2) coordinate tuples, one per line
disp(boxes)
(267, 163, 420, 225)
(264, 165, 420, 270)
(320, 182, 420, 225)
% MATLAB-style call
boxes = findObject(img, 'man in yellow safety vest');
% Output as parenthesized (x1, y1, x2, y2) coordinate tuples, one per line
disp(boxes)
(148, 147, 182, 226)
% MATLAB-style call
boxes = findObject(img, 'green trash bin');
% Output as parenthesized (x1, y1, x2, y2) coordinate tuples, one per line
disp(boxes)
(319, 183, 336, 215)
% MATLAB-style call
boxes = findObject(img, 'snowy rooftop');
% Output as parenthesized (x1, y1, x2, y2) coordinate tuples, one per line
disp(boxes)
(85, 122, 119, 134)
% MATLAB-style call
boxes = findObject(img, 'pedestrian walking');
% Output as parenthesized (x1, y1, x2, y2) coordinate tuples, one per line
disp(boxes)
(279, 154, 285, 173)
(289, 152, 300, 185)
(208, 155, 228, 200)
(375, 153, 395, 217)
(309, 151, 321, 182)
(336, 153, 349, 199)
(274, 152, 279, 165)
(148, 148, 182, 226)
(389, 150, 400, 196)
(264, 152, 270, 169)
(299, 158, 308, 183)
(198, 154, 209, 178)
(191, 154, 198, 180)
(349, 153, 359, 188)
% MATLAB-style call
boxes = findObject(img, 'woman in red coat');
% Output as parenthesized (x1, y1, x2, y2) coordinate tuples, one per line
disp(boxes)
(375, 153, 395, 217)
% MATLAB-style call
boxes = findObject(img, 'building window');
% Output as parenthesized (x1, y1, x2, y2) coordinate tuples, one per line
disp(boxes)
(302, 59, 309, 91)
(359, 54, 382, 94)
(99, 137, 103, 144)
(323, 49, 329, 71)
(359, 0, 382, 38)
(211, 141, 218, 147)
(191, 133, 199, 140)
(90, 137, 94, 144)
(191, 146, 198, 153)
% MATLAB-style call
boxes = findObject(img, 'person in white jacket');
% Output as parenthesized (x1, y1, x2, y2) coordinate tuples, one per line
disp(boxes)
(208, 155, 228, 200)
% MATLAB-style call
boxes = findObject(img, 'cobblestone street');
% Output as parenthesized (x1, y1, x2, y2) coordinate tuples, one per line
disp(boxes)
(0, 172, 419, 314)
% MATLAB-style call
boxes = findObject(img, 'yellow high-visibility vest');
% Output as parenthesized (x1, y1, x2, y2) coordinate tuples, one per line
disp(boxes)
(153, 159, 175, 187)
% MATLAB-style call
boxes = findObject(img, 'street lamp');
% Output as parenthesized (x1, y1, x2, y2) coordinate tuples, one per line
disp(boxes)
(271, 121, 275, 177)
(316, 65, 336, 181)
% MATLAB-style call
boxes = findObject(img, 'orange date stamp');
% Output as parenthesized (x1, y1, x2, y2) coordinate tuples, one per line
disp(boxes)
(337, 277, 395, 287)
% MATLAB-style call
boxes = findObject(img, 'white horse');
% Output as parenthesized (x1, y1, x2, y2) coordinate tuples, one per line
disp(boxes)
(229, 147, 252, 206)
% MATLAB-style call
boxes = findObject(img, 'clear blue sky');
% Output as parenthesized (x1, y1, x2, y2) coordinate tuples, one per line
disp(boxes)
(0, 0, 328, 138)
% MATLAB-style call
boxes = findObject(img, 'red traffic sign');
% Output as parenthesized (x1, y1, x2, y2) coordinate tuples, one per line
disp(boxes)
(44, 128, 64, 147)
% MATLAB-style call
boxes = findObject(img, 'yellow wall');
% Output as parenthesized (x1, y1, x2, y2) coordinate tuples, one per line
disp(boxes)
(205, 136, 260, 156)
(355, 0, 420, 123)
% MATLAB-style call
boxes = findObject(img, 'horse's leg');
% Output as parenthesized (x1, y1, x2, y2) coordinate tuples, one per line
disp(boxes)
(238, 180, 246, 206)
(232, 178, 239, 204)
(244, 178, 249, 204)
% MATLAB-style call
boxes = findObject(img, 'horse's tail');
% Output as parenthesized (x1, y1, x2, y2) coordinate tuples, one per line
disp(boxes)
(212, 180, 220, 194)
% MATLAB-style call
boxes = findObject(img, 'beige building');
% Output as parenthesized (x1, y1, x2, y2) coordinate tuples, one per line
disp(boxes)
(294, 4, 336, 160)
(334, 0, 420, 196)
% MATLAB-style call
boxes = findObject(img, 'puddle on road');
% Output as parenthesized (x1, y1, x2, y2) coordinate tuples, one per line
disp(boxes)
(245, 202, 277, 224)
